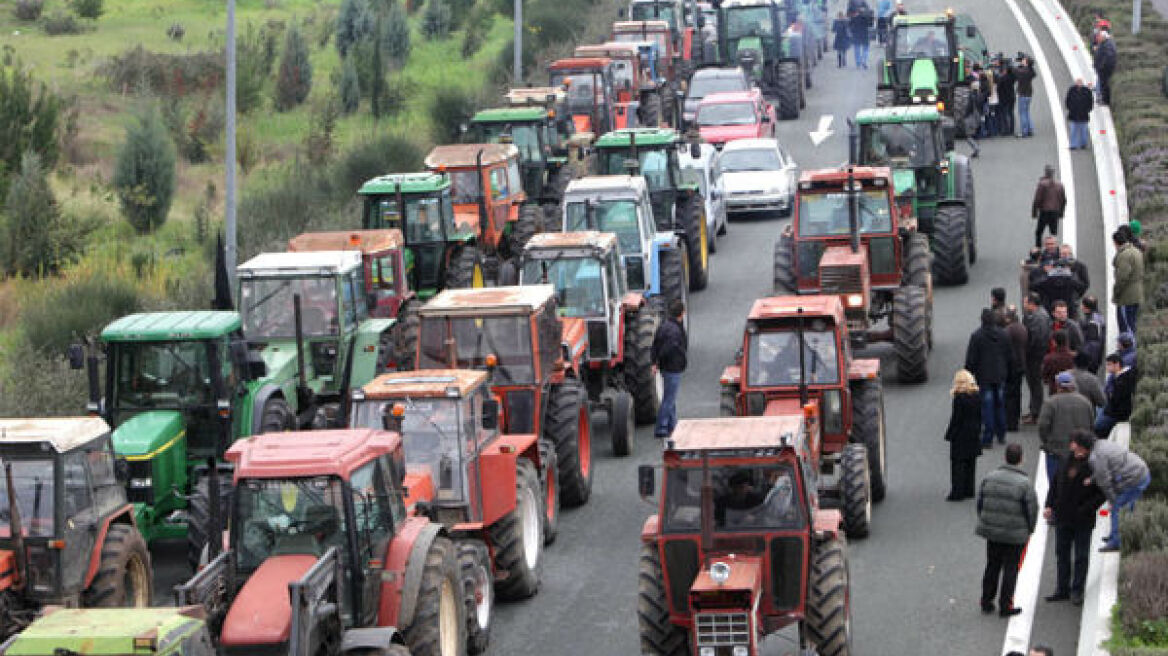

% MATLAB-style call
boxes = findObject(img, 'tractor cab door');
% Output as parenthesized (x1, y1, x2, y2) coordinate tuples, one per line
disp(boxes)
(407, 193, 458, 292)
(349, 455, 404, 627)
(60, 445, 117, 595)
(603, 251, 624, 359)
(629, 193, 657, 291)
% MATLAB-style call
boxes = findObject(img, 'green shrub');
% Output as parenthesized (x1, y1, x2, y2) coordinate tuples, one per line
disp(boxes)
(1117, 552, 1168, 646)
(43, 10, 83, 35)
(12, 0, 43, 21)
(161, 94, 225, 164)
(336, 0, 374, 57)
(114, 107, 177, 233)
(428, 84, 479, 144)
(330, 132, 423, 194)
(460, 2, 494, 58)
(421, 0, 452, 40)
(237, 23, 280, 113)
(340, 55, 360, 114)
(1, 152, 72, 277)
(69, 0, 103, 19)
(526, 1, 582, 51)
(0, 345, 93, 418)
(18, 274, 141, 355)
(1120, 494, 1168, 555)
(382, 0, 410, 63)
(0, 67, 61, 202)
(1131, 432, 1168, 500)
(98, 46, 224, 97)
(275, 24, 312, 111)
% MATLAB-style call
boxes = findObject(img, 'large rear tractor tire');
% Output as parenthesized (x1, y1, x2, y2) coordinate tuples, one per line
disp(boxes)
(777, 61, 802, 120)
(805, 536, 853, 656)
(957, 162, 978, 264)
(892, 286, 930, 384)
(719, 387, 738, 417)
(185, 473, 235, 572)
(457, 540, 493, 655)
(773, 234, 795, 293)
(446, 247, 486, 289)
(953, 85, 973, 138)
(850, 379, 887, 502)
(402, 536, 465, 656)
(904, 233, 932, 291)
(875, 88, 895, 107)
(544, 381, 593, 506)
(488, 459, 544, 600)
(640, 92, 663, 128)
(638, 543, 690, 656)
(538, 439, 559, 545)
(395, 300, 421, 371)
(624, 309, 661, 424)
(678, 196, 709, 291)
(610, 390, 635, 456)
(840, 443, 871, 539)
(547, 165, 574, 207)
(509, 205, 542, 257)
(658, 244, 688, 315)
(931, 204, 970, 286)
(84, 524, 153, 608)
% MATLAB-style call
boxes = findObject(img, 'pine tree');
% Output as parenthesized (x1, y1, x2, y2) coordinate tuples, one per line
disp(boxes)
(275, 24, 313, 111)
(340, 55, 360, 114)
(421, 0, 451, 40)
(113, 108, 176, 233)
(370, 18, 386, 118)
(336, 0, 374, 57)
(1, 152, 61, 276)
(382, 0, 411, 62)
(0, 67, 61, 203)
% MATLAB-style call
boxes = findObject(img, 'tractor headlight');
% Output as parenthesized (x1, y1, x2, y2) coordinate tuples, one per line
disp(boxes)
(845, 293, 864, 308)
(129, 478, 153, 489)
(733, 647, 750, 656)
(700, 648, 716, 656)
(709, 561, 731, 585)
(926, 94, 937, 102)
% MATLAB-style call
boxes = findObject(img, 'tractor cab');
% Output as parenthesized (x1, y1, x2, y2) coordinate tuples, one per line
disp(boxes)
(612, 20, 678, 82)
(574, 42, 662, 129)
(288, 229, 412, 320)
(628, 0, 695, 70)
(717, 0, 806, 114)
(549, 57, 619, 136)
(880, 12, 983, 133)
(502, 86, 579, 158)
(467, 104, 583, 212)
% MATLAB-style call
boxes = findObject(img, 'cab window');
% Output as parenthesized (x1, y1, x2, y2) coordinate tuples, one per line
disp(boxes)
(506, 161, 523, 197)
(490, 168, 509, 200)
(341, 274, 358, 327)
(372, 256, 396, 290)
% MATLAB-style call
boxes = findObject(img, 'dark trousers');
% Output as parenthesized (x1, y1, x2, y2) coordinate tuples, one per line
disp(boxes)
(949, 458, 977, 499)
(982, 540, 1025, 609)
(980, 383, 1007, 445)
(999, 101, 1015, 135)
(836, 48, 847, 67)
(1026, 357, 1045, 418)
(1117, 304, 1139, 337)
(1006, 372, 1023, 430)
(1097, 67, 1113, 104)
(1035, 211, 1060, 247)
(1054, 524, 1093, 594)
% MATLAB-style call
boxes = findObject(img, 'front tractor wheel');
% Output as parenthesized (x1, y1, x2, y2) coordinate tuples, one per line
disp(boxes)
(403, 536, 466, 656)
(84, 524, 153, 609)
(610, 390, 635, 457)
(850, 379, 888, 502)
(931, 205, 970, 286)
(446, 247, 486, 289)
(638, 543, 690, 655)
(538, 439, 559, 545)
(679, 197, 709, 291)
(892, 286, 930, 384)
(773, 234, 795, 293)
(805, 536, 853, 656)
(457, 540, 493, 654)
(624, 309, 662, 424)
(545, 381, 593, 506)
(840, 443, 872, 538)
(185, 474, 234, 572)
(509, 204, 542, 257)
(488, 459, 544, 600)
(776, 61, 801, 120)
(719, 386, 738, 417)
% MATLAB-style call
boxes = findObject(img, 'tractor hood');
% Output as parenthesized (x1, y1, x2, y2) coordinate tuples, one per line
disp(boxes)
(0, 550, 19, 591)
(219, 554, 318, 647)
(698, 124, 762, 146)
(255, 345, 299, 387)
(764, 397, 805, 417)
(689, 555, 763, 609)
(909, 58, 940, 97)
(112, 410, 185, 458)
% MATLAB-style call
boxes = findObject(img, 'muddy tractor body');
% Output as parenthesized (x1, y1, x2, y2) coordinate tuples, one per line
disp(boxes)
(637, 416, 853, 656)
(854, 106, 977, 286)
(717, 0, 807, 120)
(416, 286, 595, 507)
(548, 57, 621, 137)
(718, 295, 889, 537)
(575, 41, 668, 129)
(628, 0, 696, 77)
(612, 20, 681, 91)
(0, 418, 153, 641)
(772, 165, 933, 383)
(175, 428, 459, 656)
(594, 128, 711, 291)
(0, 606, 212, 656)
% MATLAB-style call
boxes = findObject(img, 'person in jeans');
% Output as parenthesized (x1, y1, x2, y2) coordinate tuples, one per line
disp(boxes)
(1037, 371, 1094, 486)
(1023, 292, 1052, 424)
(1031, 165, 1067, 247)
(651, 299, 687, 438)
(977, 443, 1039, 616)
(945, 369, 983, 500)
(1069, 430, 1151, 552)
(1066, 79, 1094, 150)
(848, 3, 872, 69)
(1015, 56, 1037, 137)
(965, 308, 1017, 447)
(1044, 448, 1105, 606)
(1112, 226, 1144, 337)
(1094, 353, 1135, 438)
(833, 11, 851, 68)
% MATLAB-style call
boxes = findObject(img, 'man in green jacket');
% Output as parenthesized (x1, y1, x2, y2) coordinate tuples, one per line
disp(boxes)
(977, 443, 1039, 616)
(1112, 226, 1144, 337)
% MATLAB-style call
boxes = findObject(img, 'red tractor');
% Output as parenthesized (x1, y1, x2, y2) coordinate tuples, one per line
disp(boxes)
(719, 295, 888, 537)
(548, 56, 620, 136)
(416, 285, 594, 507)
(351, 369, 557, 653)
(637, 416, 853, 656)
(574, 42, 667, 128)
(175, 429, 463, 656)
(772, 165, 933, 383)
(287, 229, 421, 370)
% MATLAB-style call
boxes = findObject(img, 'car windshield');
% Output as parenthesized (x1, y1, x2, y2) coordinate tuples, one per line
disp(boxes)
(895, 25, 951, 57)
(0, 459, 55, 538)
(725, 7, 775, 39)
(797, 190, 893, 236)
(522, 256, 606, 317)
(631, 3, 678, 29)
(746, 330, 840, 386)
(419, 316, 534, 383)
(111, 340, 214, 410)
(367, 193, 465, 244)
(599, 148, 670, 191)
(352, 398, 468, 502)
(235, 476, 347, 571)
(564, 200, 642, 254)
(240, 276, 338, 339)
(697, 101, 756, 126)
(861, 122, 938, 167)
(720, 148, 781, 172)
(688, 74, 748, 101)
(474, 123, 543, 164)
(663, 463, 803, 532)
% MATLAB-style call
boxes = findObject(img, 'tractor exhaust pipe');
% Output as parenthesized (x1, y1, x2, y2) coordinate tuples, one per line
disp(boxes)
(847, 118, 859, 165)
(293, 293, 311, 411)
(847, 166, 860, 254)
(206, 458, 222, 562)
(699, 452, 714, 553)
(5, 462, 27, 591)
(476, 149, 490, 236)
(797, 308, 809, 407)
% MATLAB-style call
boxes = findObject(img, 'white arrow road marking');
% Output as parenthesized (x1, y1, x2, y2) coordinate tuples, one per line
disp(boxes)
(809, 114, 834, 146)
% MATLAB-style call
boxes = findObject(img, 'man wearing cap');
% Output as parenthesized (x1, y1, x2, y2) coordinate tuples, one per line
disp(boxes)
(1038, 371, 1095, 486)
(1116, 333, 1136, 369)
(1031, 165, 1067, 248)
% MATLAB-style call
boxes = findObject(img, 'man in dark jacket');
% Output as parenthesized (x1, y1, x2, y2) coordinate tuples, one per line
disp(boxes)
(1048, 301, 1084, 353)
(1044, 447, 1105, 605)
(1015, 56, 1037, 137)
(977, 443, 1039, 616)
(652, 299, 687, 438)
(1071, 352, 1106, 411)
(1035, 263, 1088, 318)
(1023, 293, 1053, 423)
(1094, 353, 1135, 438)
(1080, 295, 1106, 372)
(997, 61, 1017, 137)
(848, 3, 872, 69)
(1004, 306, 1029, 431)
(1066, 79, 1094, 149)
(966, 308, 1017, 446)
(1037, 371, 1095, 486)
(1070, 430, 1151, 552)
(1093, 31, 1116, 104)
(1031, 165, 1068, 247)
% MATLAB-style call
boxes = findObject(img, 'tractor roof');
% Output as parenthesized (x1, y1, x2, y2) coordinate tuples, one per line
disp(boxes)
(471, 107, 549, 123)
(5, 606, 207, 655)
(525, 231, 618, 254)
(505, 86, 566, 107)
(612, 19, 671, 33)
(798, 165, 894, 185)
(102, 311, 241, 342)
(747, 295, 845, 323)
(575, 42, 640, 59)
(237, 251, 362, 277)
(420, 285, 555, 317)
(854, 106, 941, 124)
(0, 417, 111, 453)
(595, 127, 680, 148)
(721, 0, 781, 9)
(424, 144, 518, 169)
(891, 12, 954, 26)
(548, 57, 613, 71)
(358, 172, 450, 195)
(361, 370, 488, 400)
(226, 429, 400, 481)
(667, 417, 806, 453)
(288, 229, 403, 255)
(564, 175, 649, 198)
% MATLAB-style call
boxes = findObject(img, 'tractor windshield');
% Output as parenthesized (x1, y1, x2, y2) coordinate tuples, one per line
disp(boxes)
(352, 398, 470, 503)
(474, 123, 544, 165)
(550, 71, 603, 116)
(662, 463, 803, 532)
(522, 256, 606, 318)
(631, 3, 678, 30)
(418, 316, 535, 383)
(110, 340, 215, 411)
(234, 476, 348, 572)
(797, 190, 893, 236)
(365, 193, 464, 243)
(696, 102, 756, 126)
(0, 459, 55, 538)
(241, 276, 339, 339)
(448, 170, 484, 205)
(613, 30, 669, 55)
(860, 121, 938, 167)
(599, 148, 670, 191)
(564, 200, 642, 254)
(894, 25, 951, 58)
(724, 7, 775, 40)
(746, 329, 840, 386)
(719, 147, 781, 172)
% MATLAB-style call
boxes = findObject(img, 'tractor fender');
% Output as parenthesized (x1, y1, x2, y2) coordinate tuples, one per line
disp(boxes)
(812, 508, 843, 540)
(477, 434, 535, 527)
(640, 514, 660, 541)
(249, 384, 286, 434)
(83, 503, 137, 588)
(846, 358, 881, 382)
(949, 154, 972, 200)
(719, 365, 741, 386)
(621, 292, 645, 313)
(394, 520, 445, 629)
(341, 627, 406, 653)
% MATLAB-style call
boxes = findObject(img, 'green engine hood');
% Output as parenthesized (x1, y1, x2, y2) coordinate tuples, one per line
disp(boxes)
(112, 410, 185, 458)
(4, 607, 206, 655)
(909, 58, 939, 96)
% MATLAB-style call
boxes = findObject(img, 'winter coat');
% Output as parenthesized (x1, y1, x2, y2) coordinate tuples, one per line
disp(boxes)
(1094, 37, 1117, 73)
(1035, 272, 1087, 318)
(1088, 439, 1150, 505)
(1102, 367, 1136, 421)
(1049, 318, 1084, 354)
(1042, 348, 1076, 395)
(977, 464, 1038, 545)
(1080, 311, 1106, 371)
(965, 324, 1016, 386)
(1045, 455, 1106, 528)
(997, 67, 1017, 106)
(849, 12, 870, 41)
(832, 19, 851, 51)
(1066, 84, 1094, 122)
(1024, 306, 1052, 362)
(1037, 391, 1095, 458)
(1032, 177, 1067, 217)
(1015, 65, 1037, 97)
(944, 392, 983, 460)
(1069, 259, 1090, 289)
(1119, 346, 1137, 369)
(652, 316, 688, 373)
(1006, 321, 1029, 376)
(1071, 368, 1106, 409)
(1112, 243, 1145, 307)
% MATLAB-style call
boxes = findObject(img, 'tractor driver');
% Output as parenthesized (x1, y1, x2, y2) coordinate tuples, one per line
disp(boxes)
(752, 332, 802, 385)
(911, 30, 946, 57)
(714, 470, 766, 527)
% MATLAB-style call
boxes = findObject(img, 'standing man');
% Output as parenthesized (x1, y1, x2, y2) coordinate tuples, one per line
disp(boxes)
(849, 2, 872, 69)
(966, 308, 1016, 447)
(1023, 292, 1052, 424)
(1032, 165, 1067, 247)
(1094, 353, 1136, 438)
(1070, 430, 1151, 552)
(1015, 55, 1037, 137)
(1044, 444, 1105, 606)
(1071, 352, 1106, 412)
(1060, 243, 1090, 291)
(1004, 306, 1029, 431)
(1049, 301, 1084, 353)
(1037, 371, 1095, 486)
(1080, 295, 1106, 371)
(876, 0, 892, 44)
(832, 12, 851, 68)
(651, 299, 687, 438)
(977, 443, 1039, 616)
(1093, 31, 1116, 105)
(1113, 226, 1145, 337)
(997, 59, 1017, 138)
(1066, 79, 1094, 150)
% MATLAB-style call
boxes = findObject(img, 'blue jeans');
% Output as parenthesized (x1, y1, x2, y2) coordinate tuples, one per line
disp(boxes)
(1117, 304, 1139, 337)
(1045, 451, 1061, 488)
(1018, 95, 1033, 136)
(853, 41, 868, 67)
(1095, 408, 1118, 438)
(980, 383, 1007, 445)
(1069, 121, 1090, 149)
(1106, 473, 1152, 547)
(656, 371, 682, 437)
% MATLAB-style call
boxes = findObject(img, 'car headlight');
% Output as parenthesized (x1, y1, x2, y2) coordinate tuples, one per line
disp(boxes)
(129, 477, 153, 489)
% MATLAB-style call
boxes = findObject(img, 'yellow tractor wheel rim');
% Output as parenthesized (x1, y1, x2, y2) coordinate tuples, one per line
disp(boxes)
(472, 263, 485, 288)
(700, 218, 709, 270)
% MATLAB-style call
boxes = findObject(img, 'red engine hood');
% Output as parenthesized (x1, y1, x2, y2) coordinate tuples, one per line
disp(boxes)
(699, 124, 761, 145)
(763, 397, 804, 417)
(220, 554, 318, 647)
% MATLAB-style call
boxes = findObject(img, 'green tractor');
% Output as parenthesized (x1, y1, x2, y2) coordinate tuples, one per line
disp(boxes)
(855, 106, 976, 285)
(876, 11, 988, 137)
(718, 0, 808, 120)
(593, 128, 710, 291)
(0, 607, 213, 655)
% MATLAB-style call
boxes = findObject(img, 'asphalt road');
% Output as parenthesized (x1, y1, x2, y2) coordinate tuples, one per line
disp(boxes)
(148, 1, 1108, 653)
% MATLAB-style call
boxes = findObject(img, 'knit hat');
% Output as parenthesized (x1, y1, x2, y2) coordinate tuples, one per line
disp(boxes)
(1056, 371, 1075, 388)
(1129, 219, 1142, 236)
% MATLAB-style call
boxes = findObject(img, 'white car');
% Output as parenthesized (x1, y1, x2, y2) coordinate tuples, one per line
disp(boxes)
(719, 138, 798, 216)
(679, 143, 729, 252)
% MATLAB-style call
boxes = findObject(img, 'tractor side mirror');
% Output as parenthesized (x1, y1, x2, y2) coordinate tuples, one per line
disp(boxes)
(114, 458, 131, 484)
(690, 142, 702, 159)
(966, 25, 977, 38)
(638, 465, 656, 498)
(482, 399, 499, 430)
(67, 344, 85, 370)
